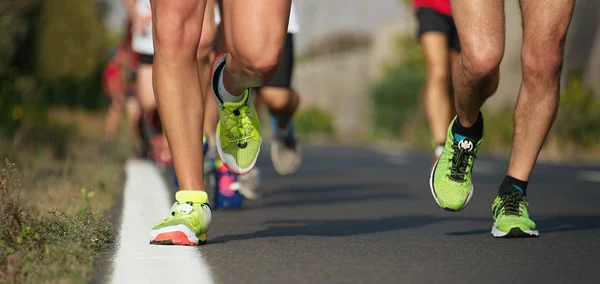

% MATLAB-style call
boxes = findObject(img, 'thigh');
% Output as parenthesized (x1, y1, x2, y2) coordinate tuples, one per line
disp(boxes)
(450, 0, 505, 61)
(198, 0, 217, 55)
(151, 0, 207, 54)
(519, 0, 574, 56)
(221, 0, 291, 59)
(420, 32, 450, 76)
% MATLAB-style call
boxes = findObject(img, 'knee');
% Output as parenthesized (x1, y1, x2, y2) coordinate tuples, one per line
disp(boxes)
(154, 9, 201, 59)
(521, 41, 564, 84)
(231, 44, 282, 82)
(427, 63, 449, 83)
(461, 46, 503, 79)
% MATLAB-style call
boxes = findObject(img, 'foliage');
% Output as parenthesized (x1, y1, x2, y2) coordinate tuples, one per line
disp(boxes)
(370, 34, 425, 137)
(294, 107, 336, 137)
(553, 73, 600, 146)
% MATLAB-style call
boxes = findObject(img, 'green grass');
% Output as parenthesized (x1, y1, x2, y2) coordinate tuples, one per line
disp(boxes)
(0, 108, 126, 283)
(293, 107, 336, 139)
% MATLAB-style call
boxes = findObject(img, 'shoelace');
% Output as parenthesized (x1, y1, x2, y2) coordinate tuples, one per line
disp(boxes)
(448, 142, 476, 181)
(224, 105, 254, 147)
(497, 191, 526, 217)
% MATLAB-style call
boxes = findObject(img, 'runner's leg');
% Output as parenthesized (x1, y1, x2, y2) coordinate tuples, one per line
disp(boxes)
(429, 0, 505, 211)
(151, 0, 207, 190)
(197, 0, 218, 145)
(507, 0, 575, 181)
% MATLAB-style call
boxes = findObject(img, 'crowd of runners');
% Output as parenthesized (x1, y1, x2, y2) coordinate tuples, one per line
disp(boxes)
(101, 0, 575, 244)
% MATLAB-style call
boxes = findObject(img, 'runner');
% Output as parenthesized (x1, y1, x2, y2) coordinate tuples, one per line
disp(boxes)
(149, 0, 292, 245)
(210, 0, 302, 203)
(429, 0, 575, 238)
(412, 0, 459, 163)
(256, 1, 302, 176)
(125, 0, 173, 167)
(101, 28, 143, 157)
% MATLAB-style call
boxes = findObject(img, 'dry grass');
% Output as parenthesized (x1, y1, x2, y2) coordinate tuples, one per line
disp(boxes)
(0, 107, 127, 283)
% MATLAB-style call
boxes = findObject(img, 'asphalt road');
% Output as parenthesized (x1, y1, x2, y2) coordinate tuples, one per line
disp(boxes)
(198, 144, 600, 284)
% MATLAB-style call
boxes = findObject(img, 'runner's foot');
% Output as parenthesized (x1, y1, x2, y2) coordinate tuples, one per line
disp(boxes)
(270, 116, 302, 175)
(430, 117, 482, 211)
(211, 54, 261, 175)
(150, 190, 212, 246)
(491, 187, 539, 238)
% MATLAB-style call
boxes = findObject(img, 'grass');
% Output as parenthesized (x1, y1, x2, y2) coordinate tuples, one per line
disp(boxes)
(0, 107, 126, 283)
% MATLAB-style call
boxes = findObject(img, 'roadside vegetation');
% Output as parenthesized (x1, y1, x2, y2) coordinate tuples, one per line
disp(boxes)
(1, 0, 126, 282)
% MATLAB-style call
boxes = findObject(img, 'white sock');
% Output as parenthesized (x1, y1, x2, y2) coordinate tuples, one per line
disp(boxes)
(217, 61, 245, 103)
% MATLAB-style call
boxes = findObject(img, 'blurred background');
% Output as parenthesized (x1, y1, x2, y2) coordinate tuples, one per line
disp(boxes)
(1, 0, 600, 282)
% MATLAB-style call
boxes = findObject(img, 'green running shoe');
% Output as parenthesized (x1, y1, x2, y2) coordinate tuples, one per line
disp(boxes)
(211, 54, 261, 175)
(150, 190, 212, 246)
(429, 117, 482, 211)
(491, 188, 539, 238)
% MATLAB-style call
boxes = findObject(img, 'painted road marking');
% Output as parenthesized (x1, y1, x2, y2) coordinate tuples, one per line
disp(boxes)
(111, 160, 214, 284)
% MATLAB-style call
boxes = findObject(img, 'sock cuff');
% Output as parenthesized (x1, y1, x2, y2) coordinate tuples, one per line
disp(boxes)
(217, 58, 245, 103)
(176, 190, 208, 203)
(499, 175, 528, 195)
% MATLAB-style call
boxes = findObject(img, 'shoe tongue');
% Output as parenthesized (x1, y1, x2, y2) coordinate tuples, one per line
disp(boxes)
(222, 89, 249, 109)
(176, 190, 208, 203)
(453, 134, 475, 152)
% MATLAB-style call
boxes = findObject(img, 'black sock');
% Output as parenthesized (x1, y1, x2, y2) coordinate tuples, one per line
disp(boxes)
(499, 175, 528, 196)
(452, 112, 484, 142)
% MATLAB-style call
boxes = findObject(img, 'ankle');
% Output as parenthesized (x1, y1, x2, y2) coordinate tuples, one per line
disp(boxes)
(499, 175, 528, 196)
(452, 112, 483, 141)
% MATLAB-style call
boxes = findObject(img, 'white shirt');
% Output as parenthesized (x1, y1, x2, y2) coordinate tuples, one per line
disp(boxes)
(131, 0, 154, 55)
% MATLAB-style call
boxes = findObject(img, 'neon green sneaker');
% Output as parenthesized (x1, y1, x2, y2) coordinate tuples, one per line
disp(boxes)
(491, 189, 539, 238)
(211, 54, 261, 175)
(429, 117, 482, 211)
(150, 190, 212, 246)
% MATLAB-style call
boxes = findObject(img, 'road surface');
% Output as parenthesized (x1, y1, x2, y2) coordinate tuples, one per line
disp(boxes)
(108, 143, 600, 283)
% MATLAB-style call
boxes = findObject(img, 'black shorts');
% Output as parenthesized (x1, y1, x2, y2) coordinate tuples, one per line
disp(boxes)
(263, 33, 294, 88)
(416, 7, 461, 53)
(138, 53, 154, 65)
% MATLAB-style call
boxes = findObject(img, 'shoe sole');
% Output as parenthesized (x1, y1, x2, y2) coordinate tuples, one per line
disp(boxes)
(429, 156, 473, 212)
(211, 53, 261, 176)
(270, 138, 302, 176)
(150, 225, 207, 246)
(491, 226, 539, 238)
(215, 132, 261, 176)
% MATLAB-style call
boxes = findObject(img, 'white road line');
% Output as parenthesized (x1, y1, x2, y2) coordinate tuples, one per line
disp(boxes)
(578, 170, 600, 182)
(111, 160, 214, 284)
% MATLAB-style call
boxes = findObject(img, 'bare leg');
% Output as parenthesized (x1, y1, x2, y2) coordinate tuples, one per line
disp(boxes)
(507, 0, 575, 181)
(421, 32, 453, 144)
(220, 0, 292, 95)
(136, 64, 156, 115)
(124, 97, 143, 149)
(103, 97, 124, 141)
(258, 87, 299, 129)
(151, 0, 207, 190)
(429, 0, 506, 212)
(451, 0, 505, 126)
(197, 0, 218, 144)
